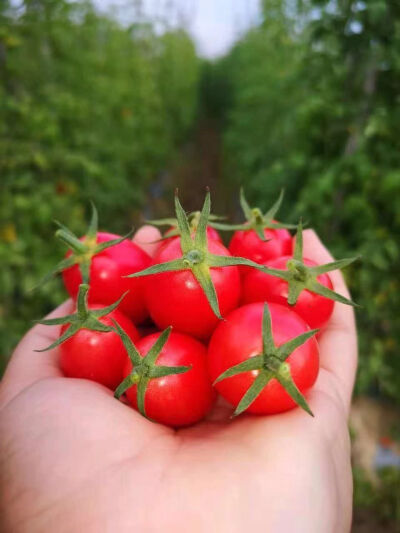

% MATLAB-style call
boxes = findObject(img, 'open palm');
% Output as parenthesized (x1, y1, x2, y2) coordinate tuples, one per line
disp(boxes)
(0, 228, 357, 533)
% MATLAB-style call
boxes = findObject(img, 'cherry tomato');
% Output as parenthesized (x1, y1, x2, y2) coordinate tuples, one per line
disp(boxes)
(60, 305, 140, 389)
(242, 256, 334, 329)
(62, 232, 151, 323)
(123, 331, 215, 427)
(229, 225, 292, 273)
(144, 237, 241, 340)
(207, 302, 319, 415)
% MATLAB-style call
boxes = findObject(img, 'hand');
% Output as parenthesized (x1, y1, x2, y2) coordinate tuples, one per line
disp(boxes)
(0, 228, 357, 533)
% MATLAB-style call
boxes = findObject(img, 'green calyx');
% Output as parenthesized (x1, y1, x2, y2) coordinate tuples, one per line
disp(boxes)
(34, 283, 127, 352)
(209, 188, 296, 240)
(214, 303, 319, 417)
(37, 202, 134, 287)
(146, 210, 225, 242)
(266, 220, 360, 307)
(127, 190, 271, 319)
(113, 323, 190, 419)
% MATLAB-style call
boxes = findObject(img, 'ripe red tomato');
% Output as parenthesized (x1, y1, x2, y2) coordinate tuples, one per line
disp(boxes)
(60, 305, 140, 389)
(242, 256, 334, 329)
(123, 331, 215, 427)
(144, 237, 241, 340)
(62, 232, 151, 324)
(207, 303, 319, 415)
(229, 226, 292, 271)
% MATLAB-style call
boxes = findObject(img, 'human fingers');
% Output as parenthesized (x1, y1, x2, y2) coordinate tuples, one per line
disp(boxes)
(301, 229, 358, 414)
(133, 225, 162, 258)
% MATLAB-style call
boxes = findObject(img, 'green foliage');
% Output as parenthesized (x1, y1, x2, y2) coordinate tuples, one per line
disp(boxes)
(0, 0, 200, 369)
(211, 0, 400, 404)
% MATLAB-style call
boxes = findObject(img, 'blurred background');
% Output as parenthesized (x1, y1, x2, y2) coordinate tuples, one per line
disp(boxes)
(1, 0, 399, 529)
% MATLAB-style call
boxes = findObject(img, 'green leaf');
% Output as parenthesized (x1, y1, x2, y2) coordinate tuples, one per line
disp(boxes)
(150, 365, 191, 378)
(114, 374, 138, 399)
(264, 189, 284, 221)
(143, 327, 172, 367)
(240, 188, 253, 220)
(192, 263, 222, 319)
(262, 303, 276, 354)
(94, 229, 135, 253)
(277, 329, 319, 361)
(32, 255, 77, 290)
(308, 257, 359, 276)
(293, 220, 304, 262)
(233, 371, 273, 416)
(126, 259, 185, 278)
(86, 201, 98, 240)
(276, 363, 313, 416)
(111, 319, 142, 366)
(91, 291, 129, 318)
(194, 190, 210, 249)
(307, 280, 359, 307)
(36, 314, 77, 326)
(254, 224, 267, 241)
(213, 355, 263, 384)
(207, 253, 266, 270)
(145, 217, 177, 227)
(34, 323, 81, 352)
(208, 222, 249, 231)
(136, 376, 150, 417)
(174, 193, 193, 253)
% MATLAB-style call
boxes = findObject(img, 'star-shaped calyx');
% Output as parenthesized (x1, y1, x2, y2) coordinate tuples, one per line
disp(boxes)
(113, 323, 190, 419)
(214, 303, 319, 417)
(265, 220, 360, 307)
(146, 210, 225, 242)
(127, 190, 269, 319)
(38, 203, 134, 286)
(209, 189, 296, 241)
(35, 283, 127, 352)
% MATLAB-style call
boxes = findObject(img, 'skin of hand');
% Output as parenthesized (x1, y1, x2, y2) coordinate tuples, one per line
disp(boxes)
(0, 228, 357, 533)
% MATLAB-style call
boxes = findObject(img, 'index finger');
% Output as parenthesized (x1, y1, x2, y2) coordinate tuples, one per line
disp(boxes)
(301, 230, 358, 414)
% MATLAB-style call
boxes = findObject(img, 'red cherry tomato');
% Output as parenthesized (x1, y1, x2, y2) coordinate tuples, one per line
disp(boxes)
(208, 303, 319, 415)
(144, 238, 241, 340)
(62, 232, 151, 324)
(60, 305, 140, 389)
(229, 226, 292, 274)
(123, 331, 215, 427)
(242, 257, 334, 329)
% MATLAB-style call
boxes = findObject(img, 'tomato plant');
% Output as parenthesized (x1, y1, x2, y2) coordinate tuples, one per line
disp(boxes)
(114, 325, 215, 427)
(129, 192, 266, 339)
(208, 302, 319, 416)
(36, 284, 139, 389)
(241, 221, 358, 328)
(45, 205, 151, 323)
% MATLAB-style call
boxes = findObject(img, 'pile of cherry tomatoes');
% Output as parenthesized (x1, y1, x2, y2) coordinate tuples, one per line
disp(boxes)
(37, 190, 357, 427)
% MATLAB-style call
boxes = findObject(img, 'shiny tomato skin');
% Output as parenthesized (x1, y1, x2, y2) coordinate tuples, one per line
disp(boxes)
(62, 232, 151, 324)
(144, 238, 241, 340)
(60, 306, 140, 389)
(124, 332, 215, 427)
(207, 303, 319, 415)
(242, 257, 334, 329)
(229, 226, 292, 275)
